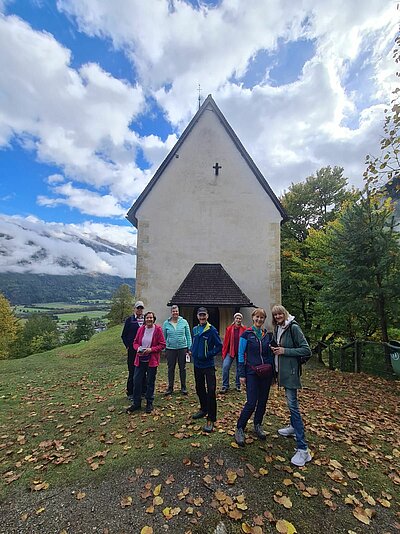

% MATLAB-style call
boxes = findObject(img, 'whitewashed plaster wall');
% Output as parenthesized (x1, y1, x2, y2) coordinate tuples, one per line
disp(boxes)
(135, 104, 282, 329)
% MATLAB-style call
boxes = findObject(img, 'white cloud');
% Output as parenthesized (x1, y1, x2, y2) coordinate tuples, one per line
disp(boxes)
(0, 214, 136, 277)
(58, 0, 397, 195)
(0, 13, 158, 209)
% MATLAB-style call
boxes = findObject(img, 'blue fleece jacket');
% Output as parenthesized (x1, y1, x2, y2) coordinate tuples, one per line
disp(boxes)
(191, 322, 222, 369)
(238, 327, 274, 378)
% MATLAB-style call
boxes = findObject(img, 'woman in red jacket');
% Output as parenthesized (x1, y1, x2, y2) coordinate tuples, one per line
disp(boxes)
(220, 313, 247, 393)
(126, 311, 166, 414)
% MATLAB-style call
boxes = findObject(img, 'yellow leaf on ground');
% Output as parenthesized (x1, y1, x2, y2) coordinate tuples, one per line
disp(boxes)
(120, 496, 133, 508)
(259, 467, 269, 476)
(274, 495, 293, 509)
(76, 491, 86, 500)
(35, 507, 45, 515)
(145, 505, 154, 514)
(283, 479, 293, 486)
(377, 498, 391, 508)
(140, 527, 153, 534)
(353, 507, 371, 525)
(203, 475, 212, 485)
(150, 469, 160, 476)
(241, 523, 252, 533)
(153, 496, 164, 506)
(276, 519, 297, 533)
(153, 484, 162, 496)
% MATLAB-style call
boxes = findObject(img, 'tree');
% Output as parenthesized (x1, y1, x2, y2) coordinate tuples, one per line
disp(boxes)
(0, 293, 20, 359)
(280, 167, 353, 336)
(281, 166, 354, 242)
(107, 284, 134, 326)
(18, 314, 59, 356)
(364, 35, 399, 191)
(64, 316, 95, 344)
(321, 191, 400, 365)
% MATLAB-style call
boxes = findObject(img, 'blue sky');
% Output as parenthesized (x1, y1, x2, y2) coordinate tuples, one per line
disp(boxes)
(0, 0, 397, 275)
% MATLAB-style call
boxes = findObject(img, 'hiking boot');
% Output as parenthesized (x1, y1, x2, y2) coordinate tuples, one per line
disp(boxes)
(278, 425, 295, 437)
(219, 387, 228, 394)
(192, 410, 207, 420)
(127, 394, 134, 402)
(203, 420, 214, 433)
(291, 449, 312, 467)
(181, 388, 188, 395)
(254, 424, 267, 441)
(126, 404, 141, 414)
(145, 403, 153, 414)
(235, 427, 245, 447)
(236, 386, 241, 392)
(164, 389, 173, 396)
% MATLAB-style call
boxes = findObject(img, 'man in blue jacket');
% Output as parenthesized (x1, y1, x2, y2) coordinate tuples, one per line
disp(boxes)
(190, 307, 222, 433)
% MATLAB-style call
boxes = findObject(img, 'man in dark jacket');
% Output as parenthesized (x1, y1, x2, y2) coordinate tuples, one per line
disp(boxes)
(121, 300, 144, 400)
(190, 307, 222, 433)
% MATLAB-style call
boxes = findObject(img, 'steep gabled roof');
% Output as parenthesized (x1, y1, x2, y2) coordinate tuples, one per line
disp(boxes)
(126, 95, 287, 227)
(168, 263, 254, 307)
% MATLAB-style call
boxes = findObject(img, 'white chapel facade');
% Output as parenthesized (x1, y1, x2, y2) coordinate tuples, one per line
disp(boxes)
(127, 95, 286, 333)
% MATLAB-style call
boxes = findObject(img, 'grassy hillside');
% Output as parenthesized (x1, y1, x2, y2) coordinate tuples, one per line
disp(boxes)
(0, 327, 399, 533)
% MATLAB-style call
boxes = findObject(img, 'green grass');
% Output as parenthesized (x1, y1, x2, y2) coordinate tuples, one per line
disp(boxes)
(1, 328, 399, 533)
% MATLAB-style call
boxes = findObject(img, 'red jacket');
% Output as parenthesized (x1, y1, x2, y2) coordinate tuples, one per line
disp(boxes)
(222, 323, 247, 359)
(133, 324, 166, 367)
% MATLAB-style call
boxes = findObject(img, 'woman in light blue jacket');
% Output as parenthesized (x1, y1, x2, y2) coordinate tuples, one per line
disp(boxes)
(162, 305, 192, 395)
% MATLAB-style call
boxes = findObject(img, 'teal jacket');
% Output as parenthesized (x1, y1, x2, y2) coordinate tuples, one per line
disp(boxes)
(191, 322, 222, 369)
(273, 320, 311, 389)
(162, 316, 192, 350)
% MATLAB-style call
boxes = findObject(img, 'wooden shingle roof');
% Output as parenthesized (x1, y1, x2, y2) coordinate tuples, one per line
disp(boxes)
(168, 263, 254, 307)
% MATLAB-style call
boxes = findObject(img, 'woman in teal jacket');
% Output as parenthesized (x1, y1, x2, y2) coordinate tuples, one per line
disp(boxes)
(162, 305, 192, 395)
(271, 305, 312, 467)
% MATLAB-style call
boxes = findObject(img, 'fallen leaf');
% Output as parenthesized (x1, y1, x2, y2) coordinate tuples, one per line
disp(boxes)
(76, 491, 86, 500)
(153, 484, 162, 496)
(120, 496, 133, 508)
(150, 469, 160, 477)
(276, 519, 297, 533)
(274, 495, 293, 509)
(140, 527, 153, 534)
(353, 507, 371, 525)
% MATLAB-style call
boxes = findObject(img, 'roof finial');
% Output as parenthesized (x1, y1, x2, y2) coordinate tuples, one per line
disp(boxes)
(197, 84, 202, 110)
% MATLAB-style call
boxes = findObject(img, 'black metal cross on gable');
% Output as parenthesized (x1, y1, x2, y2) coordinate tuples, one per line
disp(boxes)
(213, 162, 222, 176)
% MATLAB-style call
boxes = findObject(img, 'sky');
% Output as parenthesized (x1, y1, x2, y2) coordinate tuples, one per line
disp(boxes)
(0, 0, 398, 276)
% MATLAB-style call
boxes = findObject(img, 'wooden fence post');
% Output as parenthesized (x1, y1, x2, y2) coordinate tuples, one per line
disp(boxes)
(354, 340, 361, 373)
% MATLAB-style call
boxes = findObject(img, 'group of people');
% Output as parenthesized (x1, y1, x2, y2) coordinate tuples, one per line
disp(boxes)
(121, 302, 312, 467)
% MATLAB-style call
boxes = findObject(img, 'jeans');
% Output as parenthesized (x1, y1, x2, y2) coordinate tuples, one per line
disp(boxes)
(166, 348, 187, 390)
(194, 366, 217, 422)
(133, 363, 157, 407)
(237, 372, 271, 429)
(222, 355, 240, 389)
(285, 388, 307, 450)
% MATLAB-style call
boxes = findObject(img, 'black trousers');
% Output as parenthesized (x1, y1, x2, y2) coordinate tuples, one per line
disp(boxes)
(194, 365, 217, 422)
(166, 348, 187, 390)
(133, 363, 157, 407)
(127, 347, 146, 397)
(126, 346, 137, 396)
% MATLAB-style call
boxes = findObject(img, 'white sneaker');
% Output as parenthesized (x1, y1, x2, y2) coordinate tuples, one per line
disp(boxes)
(278, 425, 295, 437)
(291, 449, 312, 467)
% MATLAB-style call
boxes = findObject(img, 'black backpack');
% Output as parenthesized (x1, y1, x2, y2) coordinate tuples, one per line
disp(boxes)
(286, 322, 312, 366)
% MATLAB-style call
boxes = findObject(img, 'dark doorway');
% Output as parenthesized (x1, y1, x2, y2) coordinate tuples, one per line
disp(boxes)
(192, 307, 220, 332)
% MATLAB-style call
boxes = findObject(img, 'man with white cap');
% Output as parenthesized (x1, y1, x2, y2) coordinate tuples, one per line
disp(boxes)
(220, 312, 247, 393)
(121, 300, 145, 400)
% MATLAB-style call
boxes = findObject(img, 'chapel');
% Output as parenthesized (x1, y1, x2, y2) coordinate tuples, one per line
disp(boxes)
(127, 95, 287, 332)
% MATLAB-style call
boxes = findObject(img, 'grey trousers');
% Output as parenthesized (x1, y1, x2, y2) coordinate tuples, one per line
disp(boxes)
(166, 348, 187, 390)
